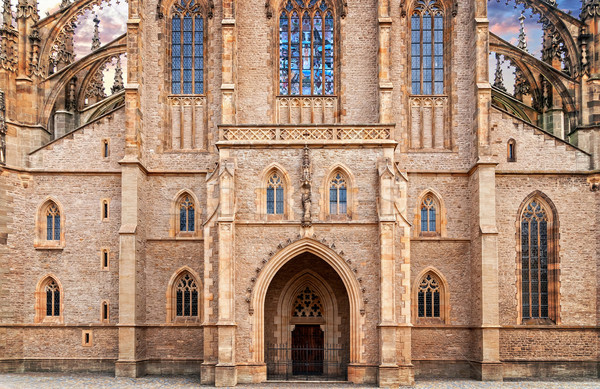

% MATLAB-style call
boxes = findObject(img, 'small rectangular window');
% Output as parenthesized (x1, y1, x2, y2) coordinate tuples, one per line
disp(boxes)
(101, 200, 109, 221)
(101, 249, 109, 270)
(82, 330, 92, 347)
(101, 302, 109, 323)
(102, 139, 109, 158)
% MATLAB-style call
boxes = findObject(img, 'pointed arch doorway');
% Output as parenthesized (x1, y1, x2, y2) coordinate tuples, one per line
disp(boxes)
(264, 252, 350, 380)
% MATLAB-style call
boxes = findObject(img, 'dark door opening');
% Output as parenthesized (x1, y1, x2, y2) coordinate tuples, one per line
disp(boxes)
(292, 324, 324, 375)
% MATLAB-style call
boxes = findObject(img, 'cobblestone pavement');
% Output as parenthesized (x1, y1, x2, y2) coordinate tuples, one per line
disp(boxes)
(0, 374, 599, 389)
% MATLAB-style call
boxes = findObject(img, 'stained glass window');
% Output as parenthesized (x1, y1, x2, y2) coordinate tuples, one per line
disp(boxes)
(171, 0, 204, 94)
(418, 274, 440, 318)
(411, 0, 444, 95)
(521, 200, 549, 320)
(176, 273, 198, 317)
(279, 0, 334, 96)
(45, 280, 60, 317)
(179, 195, 195, 232)
(329, 172, 347, 214)
(46, 203, 60, 241)
(420, 196, 436, 232)
(267, 173, 284, 214)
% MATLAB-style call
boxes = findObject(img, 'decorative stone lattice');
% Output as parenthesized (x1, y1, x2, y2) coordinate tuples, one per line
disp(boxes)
(292, 287, 323, 318)
(221, 126, 391, 142)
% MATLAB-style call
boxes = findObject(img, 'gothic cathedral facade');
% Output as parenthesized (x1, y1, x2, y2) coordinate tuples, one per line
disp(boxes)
(0, 0, 599, 386)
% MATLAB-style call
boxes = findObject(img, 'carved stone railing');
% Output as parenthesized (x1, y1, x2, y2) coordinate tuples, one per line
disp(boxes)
(409, 95, 449, 150)
(276, 96, 338, 124)
(219, 124, 395, 145)
(168, 95, 206, 150)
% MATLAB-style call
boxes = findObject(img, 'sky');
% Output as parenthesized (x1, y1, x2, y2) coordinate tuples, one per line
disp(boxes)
(488, 0, 582, 94)
(32, 0, 585, 96)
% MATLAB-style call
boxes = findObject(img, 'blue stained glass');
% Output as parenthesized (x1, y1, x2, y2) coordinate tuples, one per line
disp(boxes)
(184, 69, 192, 81)
(184, 57, 192, 68)
(320, 0, 327, 11)
(291, 56, 300, 69)
(429, 207, 436, 232)
(424, 69, 432, 81)
(196, 16, 203, 31)
(423, 42, 431, 55)
(434, 30, 443, 42)
(180, 206, 187, 231)
(173, 31, 181, 42)
(195, 56, 203, 70)
(330, 188, 337, 214)
(411, 31, 420, 42)
(324, 58, 333, 70)
(172, 18, 181, 30)
(183, 16, 192, 30)
(411, 15, 420, 30)
(314, 71, 322, 94)
(267, 188, 274, 214)
(173, 69, 180, 80)
(280, 82, 288, 95)
(339, 188, 347, 213)
(183, 44, 192, 56)
(47, 215, 52, 240)
(172, 82, 181, 94)
(309, 0, 318, 7)
(421, 208, 427, 231)
(434, 15, 443, 29)
(280, 31, 289, 45)
(173, 44, 181, 56)
(423, 13, 431, 29)
(412, 82, 420, 94)
(195, 69, 203, 80)
(54, 216, 60, 240)
(183, 82, 192, 94)
(294, 0, 303, 7)
(423, 82, 432, 94)
(434, 43, 443, 57)
(423, 56, 431, 70)
(411, 57, 420, 69)
(434, 82, 443, 94)
(302, 57, 310, 69)
(195, 82, 203, 94)
(188, 208, 194, 230)
(286, 0, 293, 11)
(276, 187, 284, 214)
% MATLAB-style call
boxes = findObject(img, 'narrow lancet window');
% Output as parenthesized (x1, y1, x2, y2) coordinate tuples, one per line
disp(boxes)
(267, 173, 284, 214)
(45, 280, 60, 317)
(46, 204, 61, 241)
(329, 173, 347, 214)
(411, 0, 444, 95)
(179, 195, 195, 232)
(521, 200, 549, 320)
(279, 0, 334, 96)
(420, 196, 436, 232)
(171, 0, 204, 94)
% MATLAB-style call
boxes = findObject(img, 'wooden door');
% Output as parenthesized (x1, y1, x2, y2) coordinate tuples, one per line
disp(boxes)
(292, 325, 324, 375)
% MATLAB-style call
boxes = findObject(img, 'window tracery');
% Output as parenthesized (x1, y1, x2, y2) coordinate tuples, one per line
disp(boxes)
(521, 199, 550, 320)
(417, 273, 440, 318)
(279, 0, 334, 96)
(179, 195, 195, 232)
(267, 173, 285, 214)
(176, 273, 199, 317)
(292, 286, 323, 318)
(171, 0, 204, 95)
(411, 0, 444, 95)
(46, 203, 61, 241)
(420, 196, 436, 233)
(45, 279, 60, 317)
(329, 172, 347, 214)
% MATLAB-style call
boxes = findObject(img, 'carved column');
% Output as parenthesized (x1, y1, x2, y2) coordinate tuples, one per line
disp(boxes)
(221, 0, 236, 125)
(216, 156, 237, 387)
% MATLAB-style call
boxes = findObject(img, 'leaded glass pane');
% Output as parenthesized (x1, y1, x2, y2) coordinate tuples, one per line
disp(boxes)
(276, 187, 284, 214)
(433, 291, 440, 317)
(418, 291, 424, 317)
(339, 187, 347, 214)
(425, 291, 432, 317)
(46, 289, 52, 316)
(267, 187, 274, 214)
(180, 206, 187, 231)
(176, 290, 183, 315)
(54, 215, 60, 240)
(330, 187, 337, 214)
(188, 207, 195, 231)
(421, 208, 427, 231)
(192, 290, 198, 316)
(429, 207, 436, 232)
(184, 290, 191, 316)
(47, 214, 53, 240)
(53, 290, 59, 316)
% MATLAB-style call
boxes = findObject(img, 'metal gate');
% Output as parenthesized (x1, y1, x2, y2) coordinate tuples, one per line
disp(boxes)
(266, 344, 348, 381)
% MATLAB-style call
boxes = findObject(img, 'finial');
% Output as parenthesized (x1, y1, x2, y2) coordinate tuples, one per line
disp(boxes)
(493, 53, 506, 92)
(59, 0, 69, 9)
(91, 14, 101, 51)
(517, 10, 528, 52)
(1, 0, 12, 28)
(111, 55, 124, 93)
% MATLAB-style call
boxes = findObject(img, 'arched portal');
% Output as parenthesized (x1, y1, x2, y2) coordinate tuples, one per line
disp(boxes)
(250, 238, 364, 380)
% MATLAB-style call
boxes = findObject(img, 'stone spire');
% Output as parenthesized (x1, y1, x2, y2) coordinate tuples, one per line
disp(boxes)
(517, 10, 528, 52)
(1, 0, 12, 28)
(111, 55, 124, 93)
(492, 53, 506, 92)
(16, 0, 38, 21)
(59, 0, 70, 10)
(91, 14, 101, 51)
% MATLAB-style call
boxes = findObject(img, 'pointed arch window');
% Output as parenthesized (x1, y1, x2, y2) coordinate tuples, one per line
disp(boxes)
(507, 139, 517, 162)
(46, 203, 61, 241)
(171, 0, 204, 95)
(279, 0, 335, 96)
(418, 273, 440, 318)
(179, 195, 195, 232)
(292, 286, 323, 318)
(45, 280, 60, 317)
(411, 0, 444, 95)
(267, 173, 284, 214)
(176, 273, 199, 317)
(520, 198, 558, 322)
(420, 196, 437, 233)
(329, 172, 347, 214)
